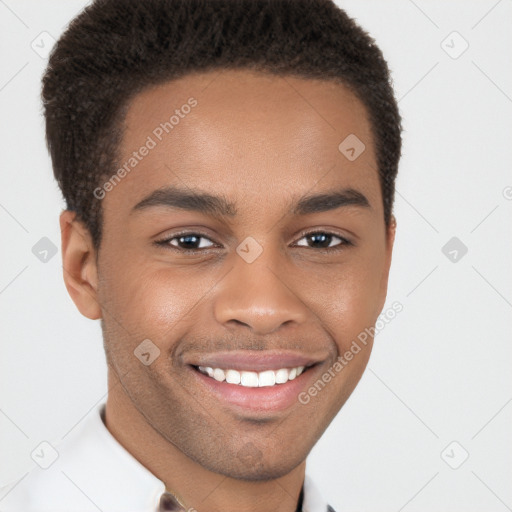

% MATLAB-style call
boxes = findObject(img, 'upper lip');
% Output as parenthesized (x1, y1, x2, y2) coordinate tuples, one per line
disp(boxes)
(185, 350, 326, 372)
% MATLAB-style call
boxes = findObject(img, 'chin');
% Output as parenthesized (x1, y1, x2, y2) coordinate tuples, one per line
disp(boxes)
(210, 455, 304, 482)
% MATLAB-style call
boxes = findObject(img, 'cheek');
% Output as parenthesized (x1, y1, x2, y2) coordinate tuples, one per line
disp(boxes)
(313, 257, 386, 347)
(100, 261, 219, 339)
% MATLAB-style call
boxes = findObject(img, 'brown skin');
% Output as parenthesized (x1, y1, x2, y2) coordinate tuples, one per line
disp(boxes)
(60, 69, 396, 512)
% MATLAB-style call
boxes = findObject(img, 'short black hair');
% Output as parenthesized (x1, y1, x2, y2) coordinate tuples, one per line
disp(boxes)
(42, 0, 402, 250)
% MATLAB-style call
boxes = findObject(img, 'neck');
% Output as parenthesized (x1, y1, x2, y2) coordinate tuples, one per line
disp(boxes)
(104, 369, 306, 512)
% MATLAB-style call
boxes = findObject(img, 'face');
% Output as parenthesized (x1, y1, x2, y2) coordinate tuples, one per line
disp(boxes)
(64, 69, 395, 481)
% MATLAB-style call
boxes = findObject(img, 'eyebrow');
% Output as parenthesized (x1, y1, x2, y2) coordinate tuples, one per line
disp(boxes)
(131, 185, 371, 217)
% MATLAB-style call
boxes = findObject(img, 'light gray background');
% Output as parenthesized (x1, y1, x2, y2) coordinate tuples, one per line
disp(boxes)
(1, 1, 511, 511)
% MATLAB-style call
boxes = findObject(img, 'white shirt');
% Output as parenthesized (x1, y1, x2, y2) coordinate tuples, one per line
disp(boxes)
(0, 401, 334, 512)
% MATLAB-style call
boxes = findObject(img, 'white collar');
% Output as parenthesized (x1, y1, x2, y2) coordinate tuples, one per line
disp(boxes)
(0, 401, 332, 512)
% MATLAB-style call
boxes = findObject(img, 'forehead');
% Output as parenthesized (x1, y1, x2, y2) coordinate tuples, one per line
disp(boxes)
(107, 69, 380, 217)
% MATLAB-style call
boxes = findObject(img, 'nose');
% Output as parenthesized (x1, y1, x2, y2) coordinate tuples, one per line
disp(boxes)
(213, 242, 309, 336)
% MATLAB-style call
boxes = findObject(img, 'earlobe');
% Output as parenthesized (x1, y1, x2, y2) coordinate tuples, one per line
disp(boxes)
(60, 210, 102, 320)
(387, 214, 397, 250)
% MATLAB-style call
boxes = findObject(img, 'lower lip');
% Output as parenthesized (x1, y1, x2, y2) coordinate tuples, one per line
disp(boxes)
(189, 365, 316, 413)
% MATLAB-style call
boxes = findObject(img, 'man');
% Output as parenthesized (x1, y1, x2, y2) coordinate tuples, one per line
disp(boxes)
(0, 0, 401, 510)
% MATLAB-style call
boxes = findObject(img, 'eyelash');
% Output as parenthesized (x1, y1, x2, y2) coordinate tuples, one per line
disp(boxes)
(154, 229, 354, 253)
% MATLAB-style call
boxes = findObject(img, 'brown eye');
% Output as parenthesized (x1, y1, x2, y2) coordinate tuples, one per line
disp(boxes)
(155, 232, 216, 251)
(294, 231, 353, 251)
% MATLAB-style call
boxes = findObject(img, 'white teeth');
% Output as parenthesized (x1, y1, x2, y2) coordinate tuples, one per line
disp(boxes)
(225, 369, 241, 384)
(197, 365, 307, 387)
(258, 370, 276, 387)
(213, 368, 225, 382)
(275, 368, 289, 384)
(241, 371, 259, 387)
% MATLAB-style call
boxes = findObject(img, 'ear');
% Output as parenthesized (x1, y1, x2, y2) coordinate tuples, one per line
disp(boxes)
(377, 214, 397, 314)
(60, 210, 102, 320)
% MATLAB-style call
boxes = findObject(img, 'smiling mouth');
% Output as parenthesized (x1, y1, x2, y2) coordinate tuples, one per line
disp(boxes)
(183, 349, 327, 412)
(187, 360, 322, 413)
(192, 364, 312, 388)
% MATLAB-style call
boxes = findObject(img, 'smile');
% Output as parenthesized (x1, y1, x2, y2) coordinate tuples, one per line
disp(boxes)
(183, 350, 327, 413)
(196, 365, 306, 388)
